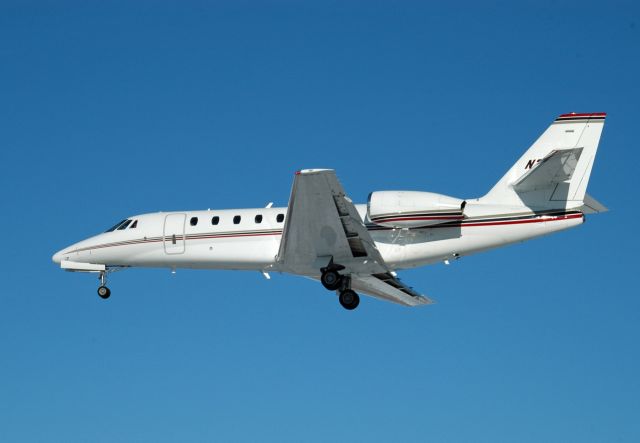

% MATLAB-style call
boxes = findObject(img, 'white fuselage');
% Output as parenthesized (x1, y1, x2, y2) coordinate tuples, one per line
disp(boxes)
(52, 202, 584, 275)
(51, 113, 606, 309)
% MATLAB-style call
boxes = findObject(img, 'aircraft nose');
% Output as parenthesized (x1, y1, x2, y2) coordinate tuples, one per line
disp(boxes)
(52, 249, 65, 264)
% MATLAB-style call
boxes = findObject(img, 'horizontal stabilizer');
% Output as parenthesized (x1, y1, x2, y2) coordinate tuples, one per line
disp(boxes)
(513, 148, 583, 192)
(581, 193, 608, 214)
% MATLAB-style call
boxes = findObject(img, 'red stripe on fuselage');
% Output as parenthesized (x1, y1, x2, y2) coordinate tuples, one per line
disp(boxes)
(189, 232, 283, 240)
(451, 213, 583, 227)
(64, 213, 583, 254)
(375, 215, 465, 223)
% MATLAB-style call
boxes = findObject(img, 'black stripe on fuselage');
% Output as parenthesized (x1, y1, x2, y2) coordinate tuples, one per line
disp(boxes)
(63, 210, 582, 254)
(366, 209, 582, 230)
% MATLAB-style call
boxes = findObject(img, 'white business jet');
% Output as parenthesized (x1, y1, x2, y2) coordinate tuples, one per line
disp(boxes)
(53, 113, 607, 310)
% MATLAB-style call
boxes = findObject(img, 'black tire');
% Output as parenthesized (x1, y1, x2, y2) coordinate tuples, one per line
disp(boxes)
(321, 270, 342, 291)
(97, 286, 111, 299)
(339, 289, 360, 310)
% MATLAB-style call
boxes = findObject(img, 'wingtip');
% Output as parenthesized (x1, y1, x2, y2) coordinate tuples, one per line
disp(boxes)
(295, 168, 333, 175)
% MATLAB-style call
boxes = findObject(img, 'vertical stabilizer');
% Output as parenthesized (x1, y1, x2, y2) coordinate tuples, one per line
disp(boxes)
(480, 113, 606, 210)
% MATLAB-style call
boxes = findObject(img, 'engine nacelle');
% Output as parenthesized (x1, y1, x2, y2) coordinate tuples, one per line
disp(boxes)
(367, 191, 465, 228)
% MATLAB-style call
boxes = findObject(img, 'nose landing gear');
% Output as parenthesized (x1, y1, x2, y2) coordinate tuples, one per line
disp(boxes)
(97, 285, 111, 299)
(97, 271, 111, 299)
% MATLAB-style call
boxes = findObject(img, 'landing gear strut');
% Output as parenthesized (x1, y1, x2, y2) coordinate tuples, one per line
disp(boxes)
(97, 271, 111, 299)
(339, 289, 360, 310)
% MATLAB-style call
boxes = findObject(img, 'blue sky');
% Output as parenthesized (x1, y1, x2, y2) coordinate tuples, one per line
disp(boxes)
(1, 1, 639, 441)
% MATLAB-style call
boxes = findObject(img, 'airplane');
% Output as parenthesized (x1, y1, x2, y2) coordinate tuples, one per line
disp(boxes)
(52, 112, 607, 310)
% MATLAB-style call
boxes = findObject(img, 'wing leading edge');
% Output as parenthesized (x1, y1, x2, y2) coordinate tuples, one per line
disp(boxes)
(278, 169, 432, 307)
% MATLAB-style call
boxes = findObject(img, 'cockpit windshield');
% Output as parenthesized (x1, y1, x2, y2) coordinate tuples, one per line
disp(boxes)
(105, 218, 139, 232)
(105, 219, 128, 232)
(117, 220, 132, 230)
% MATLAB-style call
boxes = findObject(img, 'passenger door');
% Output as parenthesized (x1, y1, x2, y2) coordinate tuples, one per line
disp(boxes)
(163, 213, 186, 254)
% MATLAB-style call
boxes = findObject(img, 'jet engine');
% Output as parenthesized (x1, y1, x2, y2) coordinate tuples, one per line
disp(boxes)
(367, 191, 466, 228)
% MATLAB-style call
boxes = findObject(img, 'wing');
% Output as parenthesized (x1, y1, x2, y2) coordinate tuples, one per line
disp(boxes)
(513, 148, 583, 192)
(277, 169, 387, 275)
(278, 169, 432, 307)
(350, 273, 433, 307)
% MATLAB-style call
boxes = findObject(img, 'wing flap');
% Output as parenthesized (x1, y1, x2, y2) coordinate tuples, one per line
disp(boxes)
(350, 273, 433, 307)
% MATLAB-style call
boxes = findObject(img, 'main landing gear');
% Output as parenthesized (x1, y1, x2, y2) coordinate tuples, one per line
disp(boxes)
(338, 289, 360, 310)
(320, 269, 342, 291)
(97, 271, 111, 299)
(320, 265, 360, 311)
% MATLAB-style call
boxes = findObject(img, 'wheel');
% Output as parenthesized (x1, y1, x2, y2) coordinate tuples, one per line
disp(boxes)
(321, 269, 342, 291)
(339, 289, 360, 310)
(97, 286, 111, 299)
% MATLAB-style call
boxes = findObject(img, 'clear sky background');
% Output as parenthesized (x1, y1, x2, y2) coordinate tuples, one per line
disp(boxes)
(1, 1, 639, 442)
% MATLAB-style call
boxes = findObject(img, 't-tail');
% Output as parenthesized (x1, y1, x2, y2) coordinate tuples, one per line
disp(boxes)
(480, 112, 608, 213)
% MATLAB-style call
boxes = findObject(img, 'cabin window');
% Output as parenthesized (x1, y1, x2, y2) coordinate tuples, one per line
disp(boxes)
(190, 217, 198, 226)
(117, 219, 132, 230)
(255, 214, 263, 224)
(276, 213, 285, 223)
(211, 216, 219, 225)
(130, 220, 138, 229)
(233, 215, 241, 224)
(106, 219, 127, 232)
